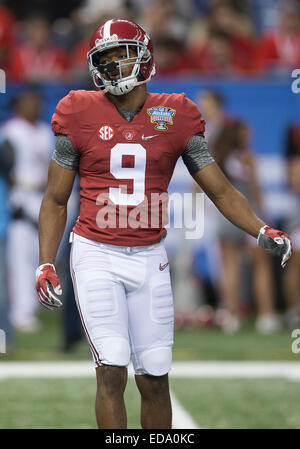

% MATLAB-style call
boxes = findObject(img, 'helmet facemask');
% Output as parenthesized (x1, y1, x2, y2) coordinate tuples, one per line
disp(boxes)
(87, 39, 155, 96)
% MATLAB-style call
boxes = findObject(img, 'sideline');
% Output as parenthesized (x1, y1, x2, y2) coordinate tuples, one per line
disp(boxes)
(1, 360, 300, 380)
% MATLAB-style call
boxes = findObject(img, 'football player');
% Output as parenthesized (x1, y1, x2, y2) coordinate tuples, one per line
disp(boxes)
(36, 19, 292, 429)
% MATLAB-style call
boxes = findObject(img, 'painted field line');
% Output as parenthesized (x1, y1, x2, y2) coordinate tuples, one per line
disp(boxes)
(0, 360, 298, 379)
(1, 361, 300, 380)
(170, 389, 200, 429)
(170, 361, 300, 380)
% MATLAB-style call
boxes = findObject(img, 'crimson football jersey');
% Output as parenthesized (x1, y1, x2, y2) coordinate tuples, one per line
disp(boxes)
(51, 90, 205, 246)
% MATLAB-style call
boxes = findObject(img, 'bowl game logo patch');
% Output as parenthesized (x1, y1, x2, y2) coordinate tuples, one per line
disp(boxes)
(147, 106, 176, 130)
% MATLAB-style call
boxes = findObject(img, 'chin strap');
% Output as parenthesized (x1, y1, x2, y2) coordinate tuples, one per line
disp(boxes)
(105, 77, 137, 95)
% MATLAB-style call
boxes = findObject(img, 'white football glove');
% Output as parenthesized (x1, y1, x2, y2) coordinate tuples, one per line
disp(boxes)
(35, 263, 63, 310)
(257, 225, 292, 268)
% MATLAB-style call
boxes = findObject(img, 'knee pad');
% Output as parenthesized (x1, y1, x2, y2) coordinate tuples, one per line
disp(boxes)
(140, 347, 172, 376)
(98, 337, 131, 367)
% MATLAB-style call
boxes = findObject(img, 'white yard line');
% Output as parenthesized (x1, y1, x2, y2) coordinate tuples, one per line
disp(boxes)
(0, 361, 94, 379)
(170, 390, 200, 429)
(170, 361, 300, 380)
(1, 360, 300, 380)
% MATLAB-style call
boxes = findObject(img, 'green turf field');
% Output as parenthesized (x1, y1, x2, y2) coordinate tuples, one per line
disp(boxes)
(1, 310, 300, 429)
(0, 377, 300, 429)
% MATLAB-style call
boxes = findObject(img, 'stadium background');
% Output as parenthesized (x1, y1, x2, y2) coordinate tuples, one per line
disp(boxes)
(1, 0, 300, 429)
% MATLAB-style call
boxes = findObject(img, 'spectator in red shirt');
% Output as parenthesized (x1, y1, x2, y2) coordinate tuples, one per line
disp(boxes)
(153, 36, 195, 77)
(8, 14, 68, 82)
(191, 31, 236, 77)
(252, 6, 300, 76)
(189, 2, 255, 77)
(68, 36, 89, 82)
(0, 5, 16, 71)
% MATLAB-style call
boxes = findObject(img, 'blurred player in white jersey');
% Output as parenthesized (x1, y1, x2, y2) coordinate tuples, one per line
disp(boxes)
(36, 19, 292, 429)
(2, 89, 52, 332)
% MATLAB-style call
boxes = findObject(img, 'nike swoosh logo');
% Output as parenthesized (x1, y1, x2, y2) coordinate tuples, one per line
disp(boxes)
(142, 134, 159, 140)
(159, 262, 169, 271)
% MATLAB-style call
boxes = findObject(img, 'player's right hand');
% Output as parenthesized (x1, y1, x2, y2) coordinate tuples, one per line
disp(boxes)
(35, 263, 63, 310)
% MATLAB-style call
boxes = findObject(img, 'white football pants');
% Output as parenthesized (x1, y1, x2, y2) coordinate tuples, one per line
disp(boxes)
(70, 232, 174, 376)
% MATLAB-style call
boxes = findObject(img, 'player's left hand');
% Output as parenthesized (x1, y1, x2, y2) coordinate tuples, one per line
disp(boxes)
(257, 225, 292, 268)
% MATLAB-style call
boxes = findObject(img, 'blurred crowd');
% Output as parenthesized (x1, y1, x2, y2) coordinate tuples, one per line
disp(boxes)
(1, 87, 300, 354)
(1, 0, 300, 82)
(1, 0, 300, 354)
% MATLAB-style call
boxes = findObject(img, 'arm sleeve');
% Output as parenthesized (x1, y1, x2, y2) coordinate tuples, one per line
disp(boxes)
(182, 133, 215, 175)
(52, 134, 80, 171)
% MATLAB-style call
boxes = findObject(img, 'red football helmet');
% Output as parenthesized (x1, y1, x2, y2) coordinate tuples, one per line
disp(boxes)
(87, 18, 156, 95)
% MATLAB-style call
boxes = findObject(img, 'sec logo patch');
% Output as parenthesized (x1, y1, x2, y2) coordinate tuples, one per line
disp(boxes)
(99, 125, 114, 141)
